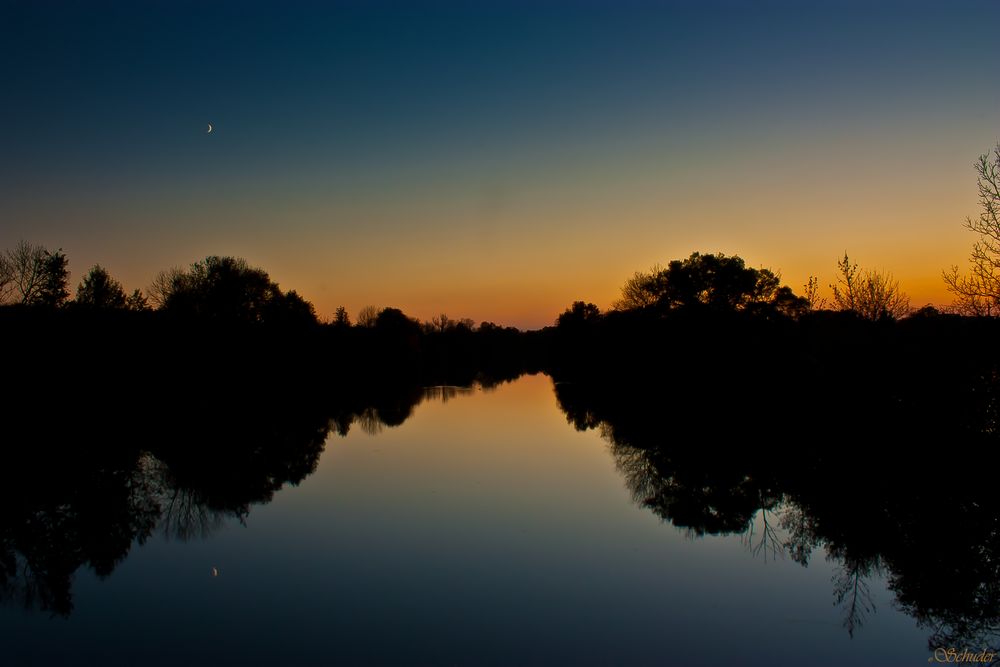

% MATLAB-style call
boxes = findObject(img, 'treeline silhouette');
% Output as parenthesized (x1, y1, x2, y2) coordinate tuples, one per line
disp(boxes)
(0, 250, 540, 388)
(3, 246, 991, 393)
(4, 246, 999, 456)
(540, 252, 1000, 651)
(5, 244, 1000, 640)
(0, 249, 537, 615)
(544, 253, 1000, 444)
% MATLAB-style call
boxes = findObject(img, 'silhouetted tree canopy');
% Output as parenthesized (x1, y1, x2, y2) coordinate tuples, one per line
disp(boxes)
(147, 267, 183, 309)
(0, 241, 69, 307)
(374, 306, 421, 336)
(612, 252, 808, 318)
(125, 288, 149, 311)
(557, 301, 601, 327)
(423, 313, 476, 334)
(76, 265, 127, 309)
(39, 249, 69, 307)
(160, 256, 317, 325)
(333, 305, 351, 327)
(357, 305, 381, 328)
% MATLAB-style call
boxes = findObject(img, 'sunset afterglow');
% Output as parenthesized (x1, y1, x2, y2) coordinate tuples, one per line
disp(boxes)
(3, 1, 998, 328)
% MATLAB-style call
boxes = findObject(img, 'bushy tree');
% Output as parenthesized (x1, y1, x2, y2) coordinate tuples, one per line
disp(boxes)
(557, 301, 601, 327)
(38, 248, 69, 306)
(76, 265, 127, 309)
(266, 289, 317, 326)
(943, 143, 1000, 315)
(613, 252, 808, 318)
(373, 307, 423, 345)
(159, 256, 317, 325)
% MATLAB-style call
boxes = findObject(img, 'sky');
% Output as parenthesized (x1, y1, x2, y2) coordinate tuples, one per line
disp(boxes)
(2, 0, 999, 329)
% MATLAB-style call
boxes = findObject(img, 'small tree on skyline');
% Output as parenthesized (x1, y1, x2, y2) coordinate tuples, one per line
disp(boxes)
(76, 265, 128, 309)
(333, 306, 351, 327)
(803, 276, 827, 311)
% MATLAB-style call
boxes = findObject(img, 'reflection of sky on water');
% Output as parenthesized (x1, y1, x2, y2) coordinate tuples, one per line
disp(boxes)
(3, 374, 927, 666)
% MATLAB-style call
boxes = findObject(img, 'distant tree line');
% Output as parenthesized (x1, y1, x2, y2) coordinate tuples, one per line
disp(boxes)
(0, 248, 539, 390)
(1, 142, 997, 387)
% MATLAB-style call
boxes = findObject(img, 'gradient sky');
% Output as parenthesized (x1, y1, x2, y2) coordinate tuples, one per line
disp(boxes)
(3, 0, 999, 328)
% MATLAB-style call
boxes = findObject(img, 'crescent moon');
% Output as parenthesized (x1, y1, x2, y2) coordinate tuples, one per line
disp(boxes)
(207, 123, 213, 134)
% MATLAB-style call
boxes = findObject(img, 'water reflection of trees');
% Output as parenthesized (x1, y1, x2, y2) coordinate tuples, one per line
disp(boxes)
(0, 363, 488, 616)
(554, 374, 1000, 653)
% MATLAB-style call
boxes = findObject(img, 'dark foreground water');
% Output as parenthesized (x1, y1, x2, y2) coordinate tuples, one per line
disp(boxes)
(1, 374, 992, 666)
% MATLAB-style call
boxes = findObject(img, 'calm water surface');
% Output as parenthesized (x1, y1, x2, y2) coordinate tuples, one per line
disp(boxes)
(0, 375, 949, 665)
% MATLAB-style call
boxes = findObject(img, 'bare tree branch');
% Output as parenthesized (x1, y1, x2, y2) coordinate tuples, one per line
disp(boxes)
(946, 144, 1000, 315)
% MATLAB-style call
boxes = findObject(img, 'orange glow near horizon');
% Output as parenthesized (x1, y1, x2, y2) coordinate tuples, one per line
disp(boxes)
(4, 3, 999, 330)
(73, 163, 980, 330)
(40, 192, 981, 331)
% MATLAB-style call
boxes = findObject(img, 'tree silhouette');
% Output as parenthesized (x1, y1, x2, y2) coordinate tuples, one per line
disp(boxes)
(374, 306, 421, 335)
(944, 143, 1000, 315)
(611, 252, 808, 317)
(831, 253, 910, 320)
(38, 249, 69, 307)
(613, 264, 663, 310)
(803, 275, 827, 310)
(160, 256, 317, 325)
(75, 265, 127, 309)
(357, 305, 381, 328)
(556, 301, 601, 327)
(265, 289, 318, 327)
(332, 305, 351, 327)
(146, 267, 183, 309)
(0, 241, 69, 306)
(125, 288, 149, 311)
